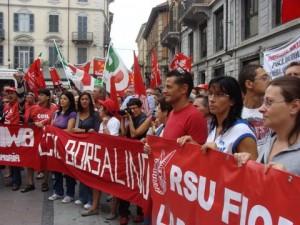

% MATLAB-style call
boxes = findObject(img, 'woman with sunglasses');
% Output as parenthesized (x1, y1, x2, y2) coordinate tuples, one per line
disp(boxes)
(235, 76, 300, 175)
(178, 76, 258, 159)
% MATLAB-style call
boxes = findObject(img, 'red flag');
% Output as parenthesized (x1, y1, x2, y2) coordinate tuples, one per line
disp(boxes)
(93, 58, 105, 77)
(169, 53, 192, 72)
(150, 50, 161, 89)
(49, 67, 61, 86)
(133, 51, 146, 96)
(24, 57, 46, 96)
(79, 62, 91, 86)
(134, 51, 150, 114)
(110, 76, 119, 112)
(282, 0, 300, 23)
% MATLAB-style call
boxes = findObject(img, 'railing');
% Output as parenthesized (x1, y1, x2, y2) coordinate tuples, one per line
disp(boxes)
(179, 0, 212, 17)
(160, 21, 179, 41)
(72, 32, 93, 42)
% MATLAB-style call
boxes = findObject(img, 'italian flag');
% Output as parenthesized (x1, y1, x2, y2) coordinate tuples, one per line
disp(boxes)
(103, 44, 129, 94)
(53, 40, 94, 91)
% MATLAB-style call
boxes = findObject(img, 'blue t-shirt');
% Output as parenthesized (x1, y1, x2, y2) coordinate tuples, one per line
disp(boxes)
(53, 111, 77, 129)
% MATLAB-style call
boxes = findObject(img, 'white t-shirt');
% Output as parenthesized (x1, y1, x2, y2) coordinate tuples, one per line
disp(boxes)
(207, 119, 256, 155)
(99, 117, 120, 136)
(242, 107, 271, 153)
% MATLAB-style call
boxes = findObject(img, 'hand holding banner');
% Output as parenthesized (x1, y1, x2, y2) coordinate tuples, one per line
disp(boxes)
(148, 135, 300, 225)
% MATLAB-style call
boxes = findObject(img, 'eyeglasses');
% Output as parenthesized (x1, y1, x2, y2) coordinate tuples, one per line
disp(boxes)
(262, 98, 285, 108)
(208, 92, 229, 99)
(254, 75, 271, 82)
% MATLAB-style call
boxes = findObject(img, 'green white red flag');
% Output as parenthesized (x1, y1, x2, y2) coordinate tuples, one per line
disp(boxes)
(53, 40, 94, 91)
(103, 44, 129, 94)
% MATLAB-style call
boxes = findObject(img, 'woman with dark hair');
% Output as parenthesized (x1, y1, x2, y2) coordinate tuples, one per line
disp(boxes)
(81, 98, 120, 217)
(178, 76, 257, 159)
(148, 97, 173, 137)
(48, 91, 77, 203)
(71, 92, 100, 209)
(235, 76, 300, 175)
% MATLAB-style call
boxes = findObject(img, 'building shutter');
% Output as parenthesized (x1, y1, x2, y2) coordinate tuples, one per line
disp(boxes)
(14, 14, 19, 32)
(14, 46, 19, 68)
(30, 14, 34, 32)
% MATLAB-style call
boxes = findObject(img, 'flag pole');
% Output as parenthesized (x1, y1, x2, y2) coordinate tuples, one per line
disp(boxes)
(53, 39, 72, 89)
(103, 41, 112, 93)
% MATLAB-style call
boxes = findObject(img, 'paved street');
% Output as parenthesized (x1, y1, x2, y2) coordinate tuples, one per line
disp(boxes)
(0, 170, 141, 225)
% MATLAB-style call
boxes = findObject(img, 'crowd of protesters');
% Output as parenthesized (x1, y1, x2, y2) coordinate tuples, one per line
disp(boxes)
(0, 60, 299, 225)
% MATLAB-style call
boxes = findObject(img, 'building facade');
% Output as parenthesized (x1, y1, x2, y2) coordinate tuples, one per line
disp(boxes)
(0, 0, 113, 78)
(142, 2, 169, 85)
(135, 23, 147, 79)
(161, 0, 300, 85)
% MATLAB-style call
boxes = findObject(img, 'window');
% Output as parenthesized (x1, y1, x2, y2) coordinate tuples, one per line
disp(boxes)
(199, 23, 207, 58)
(14, 46, 34, 69)
(48, 46, 58, 66)
(0, 12, 3, 30)
(14, 13, 34, 32)
(49, 15, 59, 32)
(77, 48, 87, 64)
(78, 16, 87, 40)
(215, 7, 224, 52)
(244, 0, 258, 39)
(0, 46, 3, 65)
(214, 66, 224, 77)
(273, 0, 282, 26)
(0, 12, 3, 39)
(188, 32, 193, 58)
(198, 71, 206, 84)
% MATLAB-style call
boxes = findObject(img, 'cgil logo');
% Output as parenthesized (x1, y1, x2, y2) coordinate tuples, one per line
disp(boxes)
(0, 127, 34, 147)
(37, 114, 50, 119)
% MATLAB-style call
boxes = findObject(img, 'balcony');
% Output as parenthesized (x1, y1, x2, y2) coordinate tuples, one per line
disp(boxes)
(72, 32, 93, 45)
(179, 0, 212, 27)
(160, 22, 180, 48)
(0, 29, 4, 42)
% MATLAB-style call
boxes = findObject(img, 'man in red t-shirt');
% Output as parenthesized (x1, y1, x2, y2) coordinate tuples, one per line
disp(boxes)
(21, 88, 57, 193)
(3, 73, 26, 191)
(163, 69, 207, 144)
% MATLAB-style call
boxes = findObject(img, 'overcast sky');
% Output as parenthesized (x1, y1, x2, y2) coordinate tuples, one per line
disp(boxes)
(109, 0, 166, 68)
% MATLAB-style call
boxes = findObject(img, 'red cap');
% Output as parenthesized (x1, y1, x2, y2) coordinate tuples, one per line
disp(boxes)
(197, 83, 209, 90)
(98, 98, 117, 114)
(3, 86, 16, 93)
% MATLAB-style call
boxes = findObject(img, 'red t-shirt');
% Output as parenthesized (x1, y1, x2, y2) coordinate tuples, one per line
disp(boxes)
(4, 101, 20, 125)
(26, 103, 57, 125)
(163, 104, 207, 144)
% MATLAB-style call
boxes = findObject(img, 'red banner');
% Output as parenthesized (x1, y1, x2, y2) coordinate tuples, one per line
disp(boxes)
(0, 125, 42, 168)
(148, 136, 300, 225)
(0, 125, 150, 211)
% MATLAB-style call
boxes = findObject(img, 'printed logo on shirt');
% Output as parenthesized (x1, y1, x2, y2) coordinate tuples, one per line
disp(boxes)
(247, 118, 271, 146)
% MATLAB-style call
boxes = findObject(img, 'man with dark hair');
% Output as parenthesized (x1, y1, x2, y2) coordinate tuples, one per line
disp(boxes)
(22, 88, 57, 193)
(238, 64, 271, 152)
(119, 97, 152, 225)
(163, 69, 207, 144)
(285, 61, 300, 78)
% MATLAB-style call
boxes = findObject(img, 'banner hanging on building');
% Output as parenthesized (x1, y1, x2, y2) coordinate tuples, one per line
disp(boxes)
(148, 135, 300, 225)
(263, 36, 300, 77)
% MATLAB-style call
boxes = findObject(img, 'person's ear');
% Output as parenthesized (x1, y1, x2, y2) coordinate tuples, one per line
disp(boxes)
(289, 99, 300, 116)
(245, 79, 254, 90)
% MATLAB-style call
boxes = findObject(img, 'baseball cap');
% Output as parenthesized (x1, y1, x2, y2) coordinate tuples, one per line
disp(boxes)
(98, 98, 117, 114)
(3, 86, 16, 93)
(196, 83, 209, 90)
